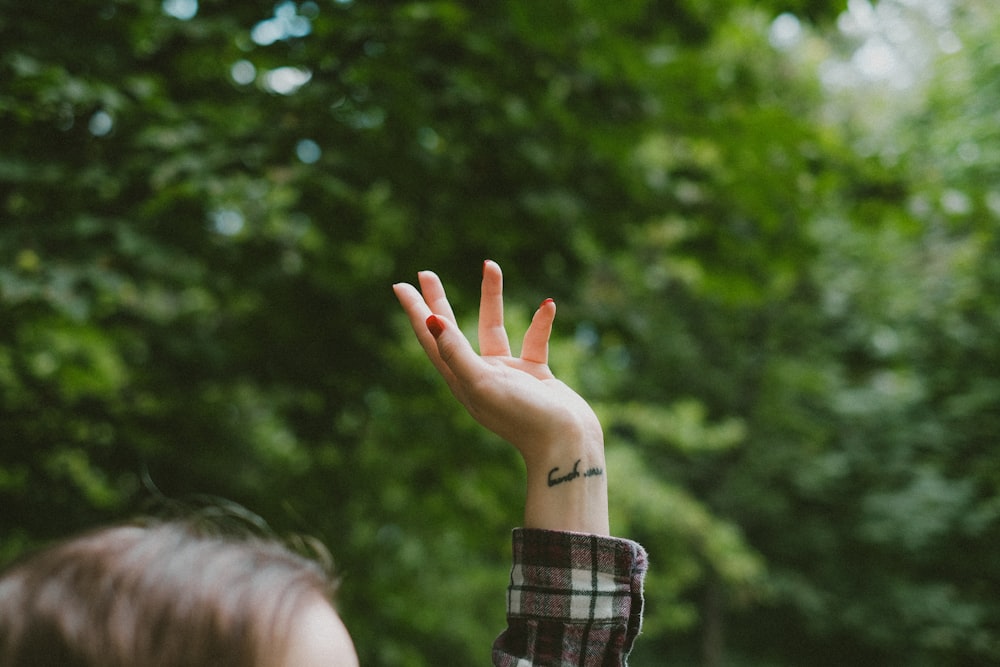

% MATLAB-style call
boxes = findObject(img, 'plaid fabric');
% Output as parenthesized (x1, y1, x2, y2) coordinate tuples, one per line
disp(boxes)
(492, 528, 648, 667)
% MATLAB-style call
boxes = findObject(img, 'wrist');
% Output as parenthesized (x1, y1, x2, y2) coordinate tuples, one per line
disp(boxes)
(521, 434, 610, 536)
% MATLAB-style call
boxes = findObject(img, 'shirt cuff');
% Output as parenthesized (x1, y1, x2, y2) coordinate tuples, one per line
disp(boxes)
(507, 528, 647, 646)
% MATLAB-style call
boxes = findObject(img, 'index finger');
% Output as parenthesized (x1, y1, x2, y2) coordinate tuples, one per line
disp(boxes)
(392, 281, 455, 382)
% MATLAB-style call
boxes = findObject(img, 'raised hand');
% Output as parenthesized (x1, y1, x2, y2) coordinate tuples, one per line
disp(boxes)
(393, 261, 610, 535)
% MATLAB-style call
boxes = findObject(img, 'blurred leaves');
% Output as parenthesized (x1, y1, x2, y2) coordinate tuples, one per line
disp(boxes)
(3, 0, 1000, 665)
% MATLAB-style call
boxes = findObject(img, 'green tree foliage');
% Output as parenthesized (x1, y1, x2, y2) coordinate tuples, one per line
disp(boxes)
(584, 2, 1000, 665)
(2, 0, 998, 665)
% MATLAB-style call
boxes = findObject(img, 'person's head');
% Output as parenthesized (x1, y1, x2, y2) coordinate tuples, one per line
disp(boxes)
(0, 519, 359, 667)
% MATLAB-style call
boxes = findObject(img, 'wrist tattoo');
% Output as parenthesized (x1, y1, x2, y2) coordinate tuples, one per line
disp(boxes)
(547, 459, 604, 487)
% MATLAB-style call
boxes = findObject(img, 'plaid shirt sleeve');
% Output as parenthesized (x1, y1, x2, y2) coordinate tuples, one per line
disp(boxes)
(492, 528, 648, 667)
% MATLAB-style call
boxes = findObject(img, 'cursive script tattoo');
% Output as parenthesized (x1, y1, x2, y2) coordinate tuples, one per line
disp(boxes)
(547, 459, 604, 487)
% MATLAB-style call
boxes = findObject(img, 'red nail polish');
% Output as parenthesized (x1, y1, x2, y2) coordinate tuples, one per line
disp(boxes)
(426, 314, 445, 339)
(541, 298, 554, 307)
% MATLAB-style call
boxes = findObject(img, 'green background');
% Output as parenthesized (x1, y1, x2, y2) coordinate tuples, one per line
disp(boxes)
(2, 0, 998, 664)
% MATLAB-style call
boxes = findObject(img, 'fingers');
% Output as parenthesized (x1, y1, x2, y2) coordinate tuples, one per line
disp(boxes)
(392, 281, 430, 324)
(416, 270, 457, 324)
(393, 277, 489, 394)
(392, 282, 453, 380)
(479, 260, 512, 357)
(521, 298, 555, 364)
(393, 270, 460, 376)
(426, 314, 491, 390)
(397, 261, 553, 374)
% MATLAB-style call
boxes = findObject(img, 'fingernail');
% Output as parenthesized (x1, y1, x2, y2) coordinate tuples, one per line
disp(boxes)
(426, 314, 445, 339)
(483, 259, 492, 275)
(541, 298, 554, 307)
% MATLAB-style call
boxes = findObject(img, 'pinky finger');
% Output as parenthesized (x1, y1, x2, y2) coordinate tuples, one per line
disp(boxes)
(520, 298, 555, 364)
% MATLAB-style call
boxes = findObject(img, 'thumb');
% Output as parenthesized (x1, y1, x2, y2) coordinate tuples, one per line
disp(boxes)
(426, 314, 487, 386)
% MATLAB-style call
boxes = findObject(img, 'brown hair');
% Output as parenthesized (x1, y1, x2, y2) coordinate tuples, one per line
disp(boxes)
(0, 519, 336, 667)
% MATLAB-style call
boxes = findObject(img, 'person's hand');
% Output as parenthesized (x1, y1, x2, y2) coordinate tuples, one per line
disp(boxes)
(392, 261, 598, 467)
(393, 261, 610, 535)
